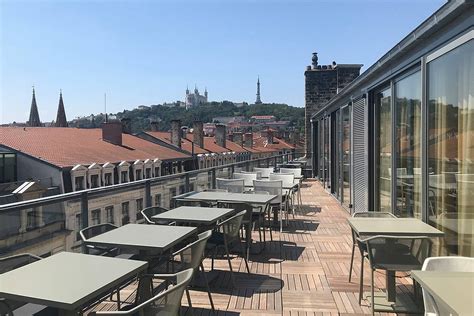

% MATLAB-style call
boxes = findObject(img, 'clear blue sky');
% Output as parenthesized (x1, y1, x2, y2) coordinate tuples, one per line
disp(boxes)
(1, 0, 444, 124)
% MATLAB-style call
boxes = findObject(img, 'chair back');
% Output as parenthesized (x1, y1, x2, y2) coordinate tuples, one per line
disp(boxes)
(253, 180, 282, 204)
(203, 189, 228, 192)
(269, 173, 294, 189)
(95, 269, 194, 316)
(216, 178, 244, 193)
(218, 202, 253, 222)
(421, 256, 474, 315)
(253, 167, 274, 178)
(241, 171, 262, 179)
(80, 223, 118, 241)
(173, 230, 212, 271)
(364, 235, 432, 271)
(141, 206, 170, 225)
(0, 253, 42, 274)
(233, 172, 257, 186)
(280, 168, 302, 178)
(217, 210, 247, 241)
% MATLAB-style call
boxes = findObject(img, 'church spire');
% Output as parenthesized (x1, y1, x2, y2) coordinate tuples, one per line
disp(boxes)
(28, 86, 42, 127)
(55, 89, 68, 127)
(255, 76, 262, 104)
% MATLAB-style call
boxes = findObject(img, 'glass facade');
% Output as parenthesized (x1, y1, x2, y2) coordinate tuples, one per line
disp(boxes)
(395, 71, 422, 218)
(375, 87, 392, 212)
(427, 40, 473, 256)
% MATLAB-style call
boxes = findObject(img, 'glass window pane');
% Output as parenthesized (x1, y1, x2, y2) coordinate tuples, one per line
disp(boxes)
(428, 39, 473, 256)
(395, 71, 422, 218)
(376, 87, 392, 212)
(342, 106, 351, 207)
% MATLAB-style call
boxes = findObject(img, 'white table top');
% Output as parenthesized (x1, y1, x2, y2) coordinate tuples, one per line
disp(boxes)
(347, 217, 445, 237)
(0, 252, 147, 311)
(411, 271, 474, 316)
(178, 191, 277, 205)
(86, 224, 197, 252)
(152, 206, 235, 225)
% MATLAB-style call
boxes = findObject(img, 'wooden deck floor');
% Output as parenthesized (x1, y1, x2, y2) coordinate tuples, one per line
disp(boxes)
(95, 181, 417, 315)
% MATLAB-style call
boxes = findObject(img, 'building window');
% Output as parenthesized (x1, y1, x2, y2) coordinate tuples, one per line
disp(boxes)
(179, 185, 185, 195)
(75, 176, 84, 190)
(145, 168, 151, 179)
(91, 209, 101, 225)
(136, 198, 143, 220)
(427, 39, 473, 257)
(155, 194, 161, 206)
(395, 70, 421, 219)
(75, 213, 82, 241)
(121, 171, 128, 183)
(26, 209, 38, 230)
(105, 206, 114, 224)
(90, 174, 99, 188)
(169, 187, 177, 206)
(135, 169, 142, 181)
(104, 173, 112, 186)
(375, 86, 392, 213)
(154, 167, 161, 177)
(121, 202, 130, 225)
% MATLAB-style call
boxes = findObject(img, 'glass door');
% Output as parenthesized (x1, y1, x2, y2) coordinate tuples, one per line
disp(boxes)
(342, 105, 351, 208)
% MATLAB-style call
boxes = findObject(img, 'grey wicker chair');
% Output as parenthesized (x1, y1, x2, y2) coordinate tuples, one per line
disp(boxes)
(253, 167, 274, 179)
(216, 178, 245, 193)
(254, 179, 286, 232)
(141, 206, 174, 225)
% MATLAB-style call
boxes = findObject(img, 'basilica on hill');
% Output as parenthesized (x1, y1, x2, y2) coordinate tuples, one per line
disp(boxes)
(185, 85, 208, 108)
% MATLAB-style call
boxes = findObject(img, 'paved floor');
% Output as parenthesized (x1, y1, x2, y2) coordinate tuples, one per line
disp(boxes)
(94, 180, 418, 315)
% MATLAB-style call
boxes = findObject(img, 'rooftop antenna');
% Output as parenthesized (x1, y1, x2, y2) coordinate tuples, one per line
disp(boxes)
(104, 93, 108, 123)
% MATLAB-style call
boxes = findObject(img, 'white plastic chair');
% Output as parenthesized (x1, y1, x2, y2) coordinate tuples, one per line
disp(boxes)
(421, 256, 474, 316)
(253, 179, 286, 232)
(216, 178, 244, 193)
(233, 172, 258, 187)
(269, 173, 296, 217)
(279, 168, 303, 210)
(253, 167, 274, 179)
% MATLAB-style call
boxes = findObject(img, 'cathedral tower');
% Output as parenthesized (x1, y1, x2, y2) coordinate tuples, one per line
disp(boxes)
(55, 90, 68, 127)
(28, 87, 42, 127)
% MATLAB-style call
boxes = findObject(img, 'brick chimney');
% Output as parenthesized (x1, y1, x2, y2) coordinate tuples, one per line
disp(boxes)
(261, 128, 273, 144)
(150, 121, 159, 132)
(233, 132, 243, 146)
(227, 133, 234, 142)
(121, 118, 132, 134)
(102, 121, 122, 146)
(215, 124, 226, 148)
(193, 121, 204, 148)
(244, 132, 253, 148)
(171, 119, 181, 148)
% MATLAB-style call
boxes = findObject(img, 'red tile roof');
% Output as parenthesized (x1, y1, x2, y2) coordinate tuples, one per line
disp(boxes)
(145, 131, 209, 154)
(0, 127, 190, 168)
(253, 133, 295, 152)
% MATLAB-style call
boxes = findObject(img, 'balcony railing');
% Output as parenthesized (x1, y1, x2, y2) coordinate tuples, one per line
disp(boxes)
(0, 152, 306, 257)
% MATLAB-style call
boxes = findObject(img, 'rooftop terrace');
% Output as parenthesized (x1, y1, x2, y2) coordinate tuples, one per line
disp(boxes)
(90, 180, 413, 315)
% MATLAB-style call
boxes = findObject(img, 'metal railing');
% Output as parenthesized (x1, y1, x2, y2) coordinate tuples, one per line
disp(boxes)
(0, 152, 306, 257)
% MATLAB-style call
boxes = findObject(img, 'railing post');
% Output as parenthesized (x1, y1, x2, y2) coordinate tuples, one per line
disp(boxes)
(266, 157, 270, 168)
(211, 169, 216, 189)
(80, 192, 89, 254)
(185, 173, 190, 192)
(274, 156, 277, 167)
(231, 165, 235, 176)
(145, 180, 152, 208)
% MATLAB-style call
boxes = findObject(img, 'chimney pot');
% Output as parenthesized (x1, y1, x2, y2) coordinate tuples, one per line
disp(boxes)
(215, 124, 226, 148)
(171, 119, 182, 148)
(233, 132, 243, 146)
(244, 132, 253, 148)
(193, 121, 204, 148)
(102, 121, 123, 146)
(150, 121, 159, 132)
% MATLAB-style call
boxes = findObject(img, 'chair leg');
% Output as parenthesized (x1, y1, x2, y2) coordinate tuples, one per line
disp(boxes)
(349, 244, 355, 282)
(268, 209, 273, 241)
(200, 262, 215, 312)
(358, 254, 364, 304)
(239, 240, 251, 274)
(185, 288, 194, 316)
(224, 242, 235, 286)
(371, 268, 375, 316)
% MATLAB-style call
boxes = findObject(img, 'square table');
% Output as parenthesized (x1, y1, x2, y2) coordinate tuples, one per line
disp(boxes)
(176, 191, 277, 205)
(0, 252, 147, 315)
(411, 271, 474, 316)
(347, 217, 444, 313)
(152, 206, 235, 226)
(86, 224, 197, 254)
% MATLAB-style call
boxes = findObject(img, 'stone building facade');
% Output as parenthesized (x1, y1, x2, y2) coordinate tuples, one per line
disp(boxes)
(304, 53, 362, 154)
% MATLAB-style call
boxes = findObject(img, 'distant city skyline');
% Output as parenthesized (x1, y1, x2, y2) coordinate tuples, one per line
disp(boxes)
(0, 0, 444, 124)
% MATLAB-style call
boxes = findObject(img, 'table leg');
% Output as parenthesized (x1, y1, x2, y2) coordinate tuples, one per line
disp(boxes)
(386, 270, 396, 302)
